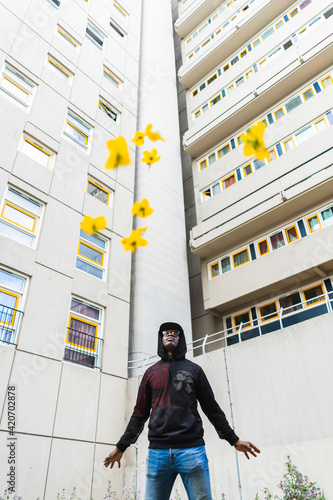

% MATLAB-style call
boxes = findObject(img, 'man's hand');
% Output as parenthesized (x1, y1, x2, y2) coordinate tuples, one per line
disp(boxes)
(234, 440, 260, 459)
(104, 447, 123, 469)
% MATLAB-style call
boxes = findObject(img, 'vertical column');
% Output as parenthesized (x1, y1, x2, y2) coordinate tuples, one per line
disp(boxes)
(129, 0, 191, 366)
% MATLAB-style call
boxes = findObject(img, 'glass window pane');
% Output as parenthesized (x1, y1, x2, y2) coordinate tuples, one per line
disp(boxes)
(208, 153, 216, 165)
(87, 182, 108, 204)
(260, 302, 278, 320)
(295, 126, 314, 145)
(78, 242, 103, 265)
(275, 108, 284, 120)
(270, 231, 285, 250)
(48, 60, 69, 81)
(80, 230, 106, 249)
(21, 140, 51, 168)
(244, 165, 252, 176)
(254, 159, 265, 170)
(1, 76, 29, 102)
(221, 257, 231, 274)
(258, 240, 269, 255)
(233, 249, 249, 267)
(321, 207, 333, 221)
(0, 291, 17, 310)
(211, 95, 221, 106)
(75, 259, 104, 279)
(200, 159, 207, 170)
(262, 27, 274, 40)
(2, 205, 35, 232)
(0, 221, 34, 246)
(279, 292, 302, 314)
(315, 119, 327, 132)
(303, 89, 314, 101)
(303, 285, 324, 305)
(286, 226, 298, 242)
(0, 270, 24, 292)
(322, 76, 333, 88)
(307, 215, 320, 232)
(284, 139, 294, 151)
(234, 312, 250, 329)
(7, 190, 41, 215)
(285, 96, 302, 113)
(65, 122, 87, 144)
(70, 299, 100, 320)
(210, 263, 220, 278)
(218, 144, 230, 158)
(223, 175, 236, 189)
(212, 183, 221, 196)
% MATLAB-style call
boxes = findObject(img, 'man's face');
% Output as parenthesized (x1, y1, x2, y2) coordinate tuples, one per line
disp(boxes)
(162, 330, 180, 353)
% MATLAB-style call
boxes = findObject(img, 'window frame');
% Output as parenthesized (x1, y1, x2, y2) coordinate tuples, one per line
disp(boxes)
(76, 230, 107, 280)
(286, 225, 299, 243)
(0, 64, 36, 109)
(86, 179, 110, 205)
(232, 248, 250, 268)
(234, 311, 252, 330)
(306, 214, 321, 233)
(63, 111, 92, 151)
(259, 301, 278, 322)
(302, 284, 325, 307)
(257, 238, 270, 256)
(210, 261, 220, 279)
(86, 21, 105, 49)
(20, 137, 54, 169)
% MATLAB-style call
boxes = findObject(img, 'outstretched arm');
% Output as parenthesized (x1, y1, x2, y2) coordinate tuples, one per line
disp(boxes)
(104, 447, 123, 469)
(234, 440, 261, 459)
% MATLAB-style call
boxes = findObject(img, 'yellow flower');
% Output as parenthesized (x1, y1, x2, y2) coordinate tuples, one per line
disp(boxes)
(80, 215, 107, 235)
(141, 148, 161, 166)
(132, 130, 146, 147)
(240, 122, 269, 161)
(105, 136, 131, 169)
(145, 124, 165, 142)
(132, 199, 154, 218)
(121, 227, 148, 252)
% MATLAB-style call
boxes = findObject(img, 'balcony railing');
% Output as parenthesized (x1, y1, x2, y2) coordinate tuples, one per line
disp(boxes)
(0, 304, 24, 346)
(64, 327, 103, 370)
(128, 292, 333, 371)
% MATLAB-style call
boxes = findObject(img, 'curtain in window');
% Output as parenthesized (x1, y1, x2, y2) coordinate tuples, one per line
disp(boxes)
(270, 232, 285, 250)
(233, 250, 249, 267)
(223, 175, 236, 189)
(68, 318, 96, 350)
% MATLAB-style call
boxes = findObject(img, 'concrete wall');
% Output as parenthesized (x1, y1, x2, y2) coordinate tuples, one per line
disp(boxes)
(123, 313, 333, 500)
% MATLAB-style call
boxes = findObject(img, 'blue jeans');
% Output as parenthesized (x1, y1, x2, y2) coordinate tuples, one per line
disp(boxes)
(145, 446, 212, 500)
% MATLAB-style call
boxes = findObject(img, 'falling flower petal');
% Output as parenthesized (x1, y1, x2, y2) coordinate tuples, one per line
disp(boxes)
(141, 148, 161, 166)
(132, 199, 154, 218)
(241, 122, 269, 161)
(132, 130, 145, 147)
(145, 124, 165, 142)
(121, 227, 148, 252)
(80, 215, 107, 235)
(105, 136, 131, 169)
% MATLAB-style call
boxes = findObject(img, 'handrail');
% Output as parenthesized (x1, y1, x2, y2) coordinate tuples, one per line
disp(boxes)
(128, 292, 332, 372)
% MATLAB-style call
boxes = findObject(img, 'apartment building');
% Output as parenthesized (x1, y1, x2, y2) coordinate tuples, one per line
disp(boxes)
(0, 0, 190, 497)
(174, 0, 333, 350)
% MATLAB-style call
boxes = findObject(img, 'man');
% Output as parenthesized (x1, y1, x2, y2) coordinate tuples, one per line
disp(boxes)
(104, 322, 260, 500)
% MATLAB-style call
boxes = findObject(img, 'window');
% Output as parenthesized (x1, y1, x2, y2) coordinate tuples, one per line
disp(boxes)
(207, 74, 217, 85)
(243, 164, 252, 176)
(234, 311, 251, 330)
(208, 153, 216, 165)
(274, 108, 284, 120)
(202, 104, 209, 113)
(231, 56, 239, 66)
(253, 39, 261, 47)
(258, 239, 269, 256)
(227, 84, 234, 94)
(210, 95, 221, 106)
(290, 8, 298, 17)
(113, 2, 127, 18)
(295, 126, 314, 144)
(210, 262, 220, 278)
(212, 183, 221, 196)
(86, 21, 105, 49)
(259, 302, 278, 321)
(284, 138, 295, 152)
(223, 174, 236, 190)
(195, 110, 201, 119)
(199, 83, 206, 91)
(98, 100, 118, 122)
(110, 20, 125, 38)
(200, 159, 207, 170)
(19, 137, 54, 169)
(103, 68, 120, 88)
(303, 88, 314, 101)
(47, 58, 71, 82)
(201, 39, 210, 48)
(306, 215, 321, 233)
(314, 119, 327, 133)
(49, 0, 61, 7)
(262, 27, 274, 40)
(246, 70, 253, 79)
(303, 284, 325, 306)
(76, 230, 107, 280)
(223, 64, 230, 72)
(270, 231, 285, 250)
(0, 188, 42, 247)
(321, 76, 333, 88)
(321, 206, 333, 224)
(240, 50, 247, 58)
(285, 96, 302, 113)
(192, 89, 198, 97)
(221, 257, 231, 274)
(276, 20, 284, 29)
(0, 64, 35, 109)
(268, 150, 276, 162)
(233, 248, 249, 268)
(63, 111, 92, 151)
(279, 292, 302, 315)
(286, 225, 299, 243)
(57, 27, 78, 49)
(0, 269, 25, 345)
(87, 180, 109, 205)
(253, 159, 265, 170)
(64, 298, 103, 369)
(236, 77, 244, 87)
(203, 189, 211, 201)
(218, 144, 230, 158)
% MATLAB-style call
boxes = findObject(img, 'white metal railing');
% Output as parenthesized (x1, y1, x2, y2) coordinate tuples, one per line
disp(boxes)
(128, 292, 332, 371)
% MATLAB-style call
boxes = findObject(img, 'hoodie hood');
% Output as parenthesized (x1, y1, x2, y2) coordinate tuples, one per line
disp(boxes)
(157, 322, 187, 360)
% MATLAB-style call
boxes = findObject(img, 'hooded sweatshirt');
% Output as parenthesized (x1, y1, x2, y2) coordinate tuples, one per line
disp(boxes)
(116, 322, 239, 452)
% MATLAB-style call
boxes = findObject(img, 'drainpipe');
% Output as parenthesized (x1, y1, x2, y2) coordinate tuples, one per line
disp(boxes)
(223, 348, 242, 500)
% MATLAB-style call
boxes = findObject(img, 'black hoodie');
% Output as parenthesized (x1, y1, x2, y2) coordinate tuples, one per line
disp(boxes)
(116, 322, 239, 452)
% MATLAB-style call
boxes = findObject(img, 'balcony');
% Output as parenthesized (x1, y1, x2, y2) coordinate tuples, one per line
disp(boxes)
(0, 305, 23, 346)
(183, 16, 333, 157)
(64, 327, 103, 370)
(178, 0, 295, 89)
(176, 0, 217, 37)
